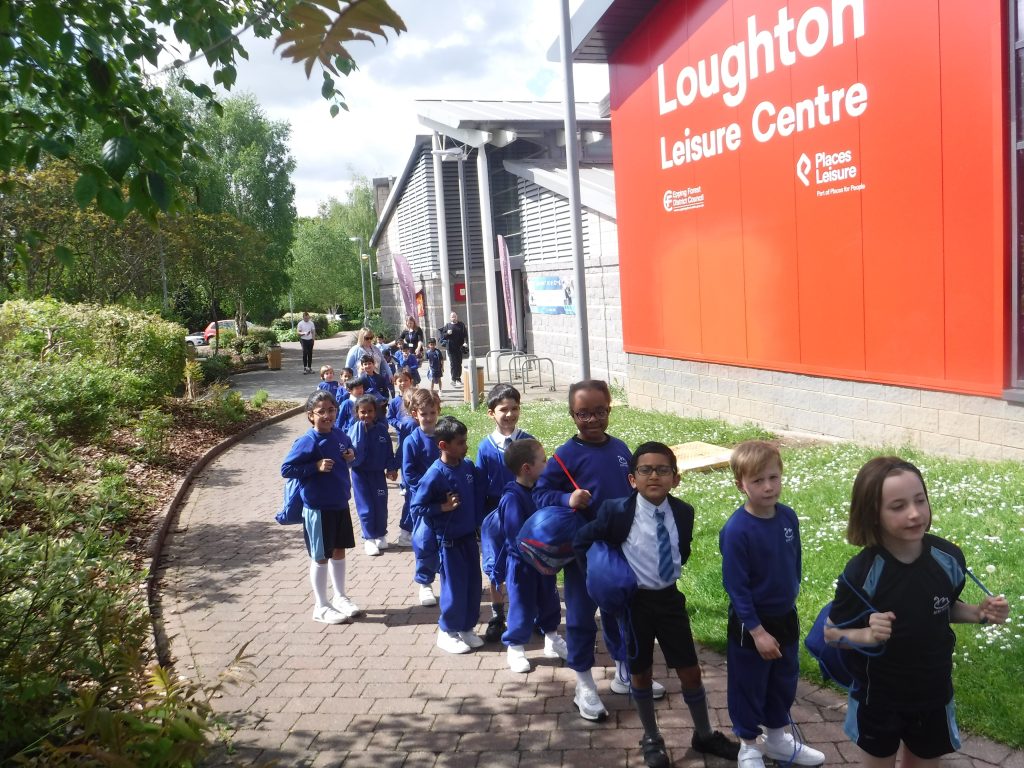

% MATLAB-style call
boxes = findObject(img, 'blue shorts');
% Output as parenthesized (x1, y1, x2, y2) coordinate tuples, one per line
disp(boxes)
(302, 506, 355, 560)
(845, 696, 960, 759)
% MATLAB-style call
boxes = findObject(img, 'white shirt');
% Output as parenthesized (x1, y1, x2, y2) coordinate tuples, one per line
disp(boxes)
(622, 494, 681, 590)
(489, 427, 524, 451)
(297, 319, 315, 340)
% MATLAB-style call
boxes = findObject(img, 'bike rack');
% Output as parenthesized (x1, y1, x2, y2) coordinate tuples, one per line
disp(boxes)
(508, 354, 557, 391)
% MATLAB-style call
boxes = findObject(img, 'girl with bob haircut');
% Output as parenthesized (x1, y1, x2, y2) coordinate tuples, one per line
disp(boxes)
(825, 457, 1008, 768)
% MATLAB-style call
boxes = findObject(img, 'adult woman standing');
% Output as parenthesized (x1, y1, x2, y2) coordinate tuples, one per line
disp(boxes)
(297, 312, 316, 374)
(398, 315, 424, 356)
(345, 328, 392, 379)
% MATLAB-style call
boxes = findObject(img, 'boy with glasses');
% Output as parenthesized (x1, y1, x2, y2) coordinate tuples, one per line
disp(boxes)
(575, 442, 738, 766)
(534, 380, 665, 721)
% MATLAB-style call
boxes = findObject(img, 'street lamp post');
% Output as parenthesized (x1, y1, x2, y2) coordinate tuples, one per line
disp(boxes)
(364, 253, 376, 310)
(349, 235, 367, 325)
(432, 146, 479, 410)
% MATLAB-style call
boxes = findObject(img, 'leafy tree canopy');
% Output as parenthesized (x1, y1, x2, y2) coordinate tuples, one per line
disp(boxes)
(0, 0, 404, 228)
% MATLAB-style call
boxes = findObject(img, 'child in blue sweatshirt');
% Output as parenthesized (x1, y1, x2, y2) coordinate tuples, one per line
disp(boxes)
(359, 354, 394, 402)
(280, 390, 362, 625)
(424, 338, 443, 393)
(403, 388, 442, 607)
(475, 383, 533, 642)
(316, 364, 342, 402)
(500, 437, 567, 673)
(534, 379, 664, 721)
(348, 394, 400, 557)
(335, 375, 368, 433)
(410, 416, 486, 654)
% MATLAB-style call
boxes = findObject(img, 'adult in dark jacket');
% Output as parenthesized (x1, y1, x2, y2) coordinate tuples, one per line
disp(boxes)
(439, 311, 468, 386)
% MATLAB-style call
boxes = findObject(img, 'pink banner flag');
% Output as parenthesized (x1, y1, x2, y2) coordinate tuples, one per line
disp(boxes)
(392, 252, 417, 319)
(497, 235, 518, 349)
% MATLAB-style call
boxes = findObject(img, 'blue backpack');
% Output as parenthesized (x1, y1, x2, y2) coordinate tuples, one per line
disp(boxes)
(480, 508, 507, 584)
(517, 506, 580, 576)
(585, 541, 638, 617)
(276, 429, 319, 525)
(275, 477, 305, 525)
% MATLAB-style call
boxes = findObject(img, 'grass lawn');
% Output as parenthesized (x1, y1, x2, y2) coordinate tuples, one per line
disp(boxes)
(448, 400, 1023, 748)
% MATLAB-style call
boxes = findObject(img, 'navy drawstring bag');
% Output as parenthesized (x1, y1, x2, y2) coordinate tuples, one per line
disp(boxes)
(585, 541, 638, 617)
(517, 506, 580, 576)
(804, 571, 884, 689)
(275, 477, 305, 525)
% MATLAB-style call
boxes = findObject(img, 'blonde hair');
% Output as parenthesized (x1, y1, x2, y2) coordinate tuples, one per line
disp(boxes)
(729, 440, 782, 483)
(319, 364, 333, 379)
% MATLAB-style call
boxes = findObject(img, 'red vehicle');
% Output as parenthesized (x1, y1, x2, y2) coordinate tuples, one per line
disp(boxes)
(203, 319, 237, 343)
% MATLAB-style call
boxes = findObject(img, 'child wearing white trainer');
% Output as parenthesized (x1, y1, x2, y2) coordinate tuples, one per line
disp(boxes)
(499, 438, 567, 672)
(280, 390, 362, 625)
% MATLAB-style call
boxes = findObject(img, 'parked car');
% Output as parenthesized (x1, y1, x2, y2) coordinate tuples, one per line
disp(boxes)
(185, 332, 206, 347)
(203, 319, 237, 343)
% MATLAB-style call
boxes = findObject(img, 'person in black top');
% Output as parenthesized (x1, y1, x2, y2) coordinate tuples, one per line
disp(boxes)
(399, 315, 424, 356)
(439, 311, 468, 386)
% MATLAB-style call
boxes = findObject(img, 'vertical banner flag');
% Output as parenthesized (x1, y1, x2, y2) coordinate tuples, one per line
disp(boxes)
(392, 252, 417, 319)
(497, 235, 518, 349)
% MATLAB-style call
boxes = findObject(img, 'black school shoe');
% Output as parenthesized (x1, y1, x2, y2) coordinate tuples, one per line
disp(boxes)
(692, 730, 740, 760)
(483, 615, 506, 643)
(640, 734, 670, 768)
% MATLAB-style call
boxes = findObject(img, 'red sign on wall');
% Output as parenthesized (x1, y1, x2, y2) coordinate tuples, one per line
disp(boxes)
(453, 282, 466, 302)
(611, 0, 1006, 396)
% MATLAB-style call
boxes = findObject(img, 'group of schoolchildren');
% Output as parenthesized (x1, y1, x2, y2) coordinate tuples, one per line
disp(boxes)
(281, 372, 1011, 768)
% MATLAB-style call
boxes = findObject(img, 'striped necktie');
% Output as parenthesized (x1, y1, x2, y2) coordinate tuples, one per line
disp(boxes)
(655, 509, 675, 583)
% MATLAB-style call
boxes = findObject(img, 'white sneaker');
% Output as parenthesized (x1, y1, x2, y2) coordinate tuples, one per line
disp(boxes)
(738, 743, 767, 768)
(364, 539, 380, 556)
(609, 673, 666, 698)
(458, 630, 484, 649)
(437, 629, 472, 654)
(760, 733, 825, 766)
(331, 594, 363, 619)
(507, 644, 531, 673)
(312, 604, 350, 625)
(418, 584, 437, 606)
(573, 683, 608, 721)
(396, 529, 413, 547)
(543, 632, 568, 659)
(376, 536, 388, 551)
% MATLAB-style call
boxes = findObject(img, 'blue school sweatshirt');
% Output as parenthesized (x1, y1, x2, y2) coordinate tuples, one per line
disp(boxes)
(280, 427, 353, 510)
(499, 480, 537, 562)
(533, 435, 632, 523)
(402, 428, 440, 496)
(334, 398, 358, 432)
(316, 380, 343, 403)
(387, 397, 417, 444)
(475, 428, 534, 511)
(411, 458, 486, 540)
(347, 419, 400, 473)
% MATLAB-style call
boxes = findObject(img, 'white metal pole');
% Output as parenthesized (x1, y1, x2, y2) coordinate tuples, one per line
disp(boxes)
(456, 155, 479, 410)
(350, 235, 367, 325)
(559, 0, 591, 380)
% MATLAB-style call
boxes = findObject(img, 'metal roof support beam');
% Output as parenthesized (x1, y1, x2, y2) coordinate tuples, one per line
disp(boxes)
(431, 132, 453, 323)
(420, 117, 491, 149)
(559, 0, 591, 380)
(475, 146, 502, 371)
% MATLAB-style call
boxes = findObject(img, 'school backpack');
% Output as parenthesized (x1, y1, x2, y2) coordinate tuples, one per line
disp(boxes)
(275, 477, 305, 525)
(480, 508, 507, 584)
(585, 541, 638, 617)
(517, 505, 580, 576)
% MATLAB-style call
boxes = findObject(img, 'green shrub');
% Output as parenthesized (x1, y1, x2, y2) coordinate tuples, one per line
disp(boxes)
(0, 299, 185, 395)
(250, 389, 269, 409)
(202, 384, 247, 427)
(276, 328, 298, 342)
(136, 407, 174, 462)
(199, 354, 234, 383)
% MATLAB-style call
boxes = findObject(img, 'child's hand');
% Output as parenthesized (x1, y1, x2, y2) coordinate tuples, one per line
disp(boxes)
(569, 488, 592, 509)
(980, 595, 1010, 624)
(750, 627, 781, 660)
(341, 448, 355, 462)
(317, 458, 335, 472)
(441, 491, 460, 512)
(867, 611, 895, 642)
(386, 469, 399, 482)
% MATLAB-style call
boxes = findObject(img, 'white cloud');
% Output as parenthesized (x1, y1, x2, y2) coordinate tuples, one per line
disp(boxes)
(179, 0, 608, 216)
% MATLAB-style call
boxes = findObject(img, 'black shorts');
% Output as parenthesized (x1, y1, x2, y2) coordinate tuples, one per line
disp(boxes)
(624, 586, 699, 674)
(845, 696, 960, 759)
(302, 506, 355, 560)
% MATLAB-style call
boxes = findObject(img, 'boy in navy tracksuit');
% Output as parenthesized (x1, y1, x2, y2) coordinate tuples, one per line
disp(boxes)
(359, 354, 394, 402)
(534, 379, 665, 721)
(348, 394, 399, 557)
(280, 390, 362, 625)
(575, 442, 738, 767)
(720, 440, 824, 768)
(394, 347, 422, 385)
(410, 416, 486, 654)
(387, 369, 417, 546)
(424, 338, 443, 393)
(335, 375, 368, 433)
(500, 438, 567, 673)
(475, 383, 533, 642)
(402, 388, 442, 606)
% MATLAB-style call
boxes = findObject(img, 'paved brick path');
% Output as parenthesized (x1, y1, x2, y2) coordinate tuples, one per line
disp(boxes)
(157, 340, 1023, 767)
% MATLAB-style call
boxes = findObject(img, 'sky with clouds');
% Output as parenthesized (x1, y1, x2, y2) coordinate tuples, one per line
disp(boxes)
(181, 0, 610, 216)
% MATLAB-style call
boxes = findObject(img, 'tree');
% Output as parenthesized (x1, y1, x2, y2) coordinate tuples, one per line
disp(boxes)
(0, 0, 405, 230)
